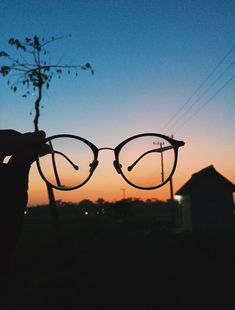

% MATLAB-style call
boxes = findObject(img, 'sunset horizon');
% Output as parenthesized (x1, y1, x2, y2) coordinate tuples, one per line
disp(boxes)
(1, 0, 234, 207)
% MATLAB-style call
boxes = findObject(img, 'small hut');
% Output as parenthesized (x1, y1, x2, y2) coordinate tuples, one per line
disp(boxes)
(175, 165, 235, 232)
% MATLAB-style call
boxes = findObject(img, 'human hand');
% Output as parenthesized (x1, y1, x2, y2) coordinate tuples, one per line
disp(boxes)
(0, 129, 49, 208)
(0, 130, 48, 259)
(0, 129, 48, 162)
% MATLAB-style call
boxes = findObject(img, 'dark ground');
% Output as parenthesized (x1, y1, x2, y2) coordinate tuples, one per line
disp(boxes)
(2, 214, 235, 309)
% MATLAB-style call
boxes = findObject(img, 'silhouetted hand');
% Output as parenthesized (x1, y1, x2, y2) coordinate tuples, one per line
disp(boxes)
(0, 130, 48, 278)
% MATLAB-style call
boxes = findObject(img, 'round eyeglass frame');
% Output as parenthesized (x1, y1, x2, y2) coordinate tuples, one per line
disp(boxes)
(36, 133, 185, 191)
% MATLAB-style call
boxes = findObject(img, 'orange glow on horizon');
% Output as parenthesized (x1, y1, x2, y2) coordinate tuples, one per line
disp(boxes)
(28, 136, 182, 205)
(28, 160, 182, 205)
(27, 138, 235, 206)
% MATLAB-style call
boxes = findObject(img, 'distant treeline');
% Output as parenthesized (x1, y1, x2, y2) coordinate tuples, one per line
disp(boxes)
(27, 198, 179, 225)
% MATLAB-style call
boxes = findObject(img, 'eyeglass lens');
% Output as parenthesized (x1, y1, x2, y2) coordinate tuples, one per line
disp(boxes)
(118, 135, 175, 189)
(38, 137, 95, 189)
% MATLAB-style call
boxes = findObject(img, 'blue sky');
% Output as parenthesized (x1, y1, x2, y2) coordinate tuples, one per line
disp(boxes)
(1, 0, 235, 204)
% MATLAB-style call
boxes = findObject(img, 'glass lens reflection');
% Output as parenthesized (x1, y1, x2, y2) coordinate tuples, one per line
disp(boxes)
(118, 135, 175, 188)
(38, 137, 95, 189)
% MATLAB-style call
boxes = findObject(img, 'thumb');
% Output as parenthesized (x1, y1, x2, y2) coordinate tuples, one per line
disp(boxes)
(8, 142, 51, 167)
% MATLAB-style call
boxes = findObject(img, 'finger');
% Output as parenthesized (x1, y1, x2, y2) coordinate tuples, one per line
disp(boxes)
(8, 143, 51, 167)
(39, 143, 52, 157)
(0, 130, 46, 156)
(22, 130, 46, 146)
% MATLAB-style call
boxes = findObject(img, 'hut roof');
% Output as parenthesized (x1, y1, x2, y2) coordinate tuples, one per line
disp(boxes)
(176, 165, 235, 195)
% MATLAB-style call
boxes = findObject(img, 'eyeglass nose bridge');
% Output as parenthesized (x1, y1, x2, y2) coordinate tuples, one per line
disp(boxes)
(97, 147, 122, 174)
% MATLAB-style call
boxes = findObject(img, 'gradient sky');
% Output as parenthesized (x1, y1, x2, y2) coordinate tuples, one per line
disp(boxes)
(1, 0, 235, 205)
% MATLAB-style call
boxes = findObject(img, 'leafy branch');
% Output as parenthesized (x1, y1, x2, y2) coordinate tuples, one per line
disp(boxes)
(0, 35, 94, 131)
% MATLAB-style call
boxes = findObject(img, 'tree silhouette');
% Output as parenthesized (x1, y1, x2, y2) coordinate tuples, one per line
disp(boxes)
(0, 35, 93, 130)
(0, 35, 94, 242)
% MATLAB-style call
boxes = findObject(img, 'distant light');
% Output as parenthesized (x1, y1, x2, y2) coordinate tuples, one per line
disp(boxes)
(97, 211, 100, 215)
(24, 211, 27, 215)
(85, 211, 88, 215)
(174, 195, 182, 203)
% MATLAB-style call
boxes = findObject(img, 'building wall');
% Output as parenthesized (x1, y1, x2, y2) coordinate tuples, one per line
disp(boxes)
(190, 178, 234, 232)
(179, 195, 192, 231)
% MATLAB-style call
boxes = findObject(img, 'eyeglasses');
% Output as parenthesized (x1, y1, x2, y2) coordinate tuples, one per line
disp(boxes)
(37, 133, 185, 191)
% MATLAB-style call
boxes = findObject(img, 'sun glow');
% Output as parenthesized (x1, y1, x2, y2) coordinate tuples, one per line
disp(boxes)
(28, 158, 183, 206)
(27, 134, 183, 205)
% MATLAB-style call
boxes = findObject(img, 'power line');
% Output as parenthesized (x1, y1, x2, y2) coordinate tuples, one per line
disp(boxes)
(162, 44, 235, 132)
(169, 57, 235, 131)
(173, 75, 235, 133)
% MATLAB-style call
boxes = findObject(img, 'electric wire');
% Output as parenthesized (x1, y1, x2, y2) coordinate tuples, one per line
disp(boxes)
(173, 74, 235, 133)
(168, 57, 235, 131)
(162, 44, 235, 132)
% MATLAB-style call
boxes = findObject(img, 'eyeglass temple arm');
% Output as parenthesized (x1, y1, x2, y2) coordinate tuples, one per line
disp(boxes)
(48, 141, 62, 187)
(47, 142, 79, 187)
(50, 150, 79, 171)
(127, 145, 173, 172)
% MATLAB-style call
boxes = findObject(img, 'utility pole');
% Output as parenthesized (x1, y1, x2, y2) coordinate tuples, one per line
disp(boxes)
(170, 134, 175, 227)
(169, 134, 174, 201)
(170, 176, 174, 200)
(153, 137, 175, 200)
(153, 141, 165, 182)
(154, 135, 176, 226)
(121, 188, 126, 200)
